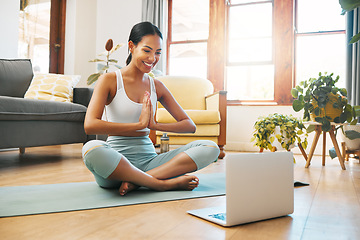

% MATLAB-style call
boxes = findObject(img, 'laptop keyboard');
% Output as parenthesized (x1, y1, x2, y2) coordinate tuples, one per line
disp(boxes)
(209, 212, 226, 221)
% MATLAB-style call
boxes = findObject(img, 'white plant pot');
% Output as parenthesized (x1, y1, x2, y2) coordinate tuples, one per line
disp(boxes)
(341, 123, 360, 151)
(270, 126, 295, 151)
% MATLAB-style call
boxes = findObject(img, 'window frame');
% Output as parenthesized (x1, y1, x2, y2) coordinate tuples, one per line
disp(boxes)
(294, 0, 346, 88)
(49, 0, 66, 74)
(166, 0, 296, 105)
(166, 0, 209, 76)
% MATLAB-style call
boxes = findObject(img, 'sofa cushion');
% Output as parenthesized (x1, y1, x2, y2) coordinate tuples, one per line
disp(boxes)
(156, 108, 220, 124)
(156, 124, 220, 137)
(0, 59, 33, 98)
(0, 96, 86, 121)
(24, 73, 81, 103)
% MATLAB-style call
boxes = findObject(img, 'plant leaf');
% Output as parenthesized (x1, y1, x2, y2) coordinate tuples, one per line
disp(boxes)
(322, 119, 331, 132)
(306, 124, 316, 133)
(292, 99, 304, 112)
(87, 73, 101, 85)
(350, 31, 360, 44)
(339, 0, 360, 12)
(354, 106, 360, 117)
(291, 88, 298, 98)
(97, 63, 106, 71)
(110, 43, 125, 54)
(344, 130, 360, 140)
(329, 147, 337, 159)
(89, 58, 105, 62)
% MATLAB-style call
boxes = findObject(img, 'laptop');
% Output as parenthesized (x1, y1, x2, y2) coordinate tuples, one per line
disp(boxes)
(187, 151, 294, 227)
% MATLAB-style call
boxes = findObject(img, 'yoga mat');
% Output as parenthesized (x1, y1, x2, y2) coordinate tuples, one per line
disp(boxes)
(0, 173, 225, 217)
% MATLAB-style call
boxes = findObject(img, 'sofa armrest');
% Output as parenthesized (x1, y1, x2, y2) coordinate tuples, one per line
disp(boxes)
(205, 90, 227, 147)
(73, 87, 94, 107)
(205, 90, 227, 110)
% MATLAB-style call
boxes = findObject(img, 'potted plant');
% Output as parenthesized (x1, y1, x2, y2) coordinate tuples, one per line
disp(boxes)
(87, 39, 124, 85)
(291, 72, 358, 132)
(251, 113, 308, 152)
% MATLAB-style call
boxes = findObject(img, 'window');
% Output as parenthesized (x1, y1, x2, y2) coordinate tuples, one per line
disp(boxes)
(18, 0, 66, 74)
(19, 0, 51, 73)
(295, 0, 346, 88)
(226, 0, 274, 101)
(167, 0, 209, 78)
(166, 0, 347, 105)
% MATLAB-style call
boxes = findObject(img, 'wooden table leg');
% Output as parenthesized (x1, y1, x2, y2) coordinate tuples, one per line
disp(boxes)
(306, 126, 322, 168)
(322, 131, 326, 166)
(298, 143, 308, 161)
(328, 127, 346, 170)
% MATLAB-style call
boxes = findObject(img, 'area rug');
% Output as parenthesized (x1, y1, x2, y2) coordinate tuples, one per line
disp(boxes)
(0, 173, 225, 217)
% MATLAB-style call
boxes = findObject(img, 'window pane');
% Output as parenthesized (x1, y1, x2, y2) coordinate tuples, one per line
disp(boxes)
(228, 3, 272, 63)
(169, 42, 207, 79)
(226, 65, 274, 100)
(172, 0, 209, 41)
(296, 34, 346, 88)
(297, 0, 345, 33)
(18, 0, 51, 73)
(228, 38, 272, 63)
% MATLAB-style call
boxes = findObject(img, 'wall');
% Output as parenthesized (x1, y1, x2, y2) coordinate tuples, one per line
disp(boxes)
(64, 0, 142, 87)
(0, 0, 20, 58)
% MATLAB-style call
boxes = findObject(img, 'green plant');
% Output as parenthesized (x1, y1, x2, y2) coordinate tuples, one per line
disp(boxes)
(291, 72, 358, 132)
(87, 39, 124, 85)
(251, 113, 308, 152)
(339, 0, 360, 44)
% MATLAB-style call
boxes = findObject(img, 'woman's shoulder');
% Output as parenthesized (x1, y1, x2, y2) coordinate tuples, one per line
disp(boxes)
(96, 72, 117, 88)
(94, 72, 117, 99)
(153, 77, 166, 89)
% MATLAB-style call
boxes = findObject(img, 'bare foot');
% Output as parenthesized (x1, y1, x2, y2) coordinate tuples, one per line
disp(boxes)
(165, 175, 199, 191)
(119, 181, 139, 196)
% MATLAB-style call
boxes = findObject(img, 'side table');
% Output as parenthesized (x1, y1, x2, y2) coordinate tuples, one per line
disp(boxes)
(301, 122, 346, 170)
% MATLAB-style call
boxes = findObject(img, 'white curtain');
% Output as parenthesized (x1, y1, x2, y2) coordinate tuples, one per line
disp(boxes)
(142, 0, 166, 74)
(346, 8, 360, 107)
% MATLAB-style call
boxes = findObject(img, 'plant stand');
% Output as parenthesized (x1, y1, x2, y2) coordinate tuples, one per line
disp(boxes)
(341, 142, 360, 163)
(304, 122, 346, 170)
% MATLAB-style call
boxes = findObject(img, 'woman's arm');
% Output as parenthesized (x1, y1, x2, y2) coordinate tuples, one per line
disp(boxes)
(148, 79, 196, 133)
(84, 73, 151, 136)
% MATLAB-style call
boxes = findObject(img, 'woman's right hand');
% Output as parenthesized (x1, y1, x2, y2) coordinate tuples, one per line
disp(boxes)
(138, 91, 151, 128)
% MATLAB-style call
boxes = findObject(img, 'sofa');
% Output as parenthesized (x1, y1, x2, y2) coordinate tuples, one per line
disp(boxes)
(150, 75, 227, 159)
(0, 59, 94, 153)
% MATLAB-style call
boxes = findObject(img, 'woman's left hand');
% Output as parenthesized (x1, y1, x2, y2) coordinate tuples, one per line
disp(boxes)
(147, 99, 157, 130)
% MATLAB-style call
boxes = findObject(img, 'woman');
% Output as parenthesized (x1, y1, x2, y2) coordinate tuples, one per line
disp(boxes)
(83, 22, 220, 195)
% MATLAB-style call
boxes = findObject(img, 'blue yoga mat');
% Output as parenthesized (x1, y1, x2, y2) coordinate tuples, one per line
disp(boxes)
(0, 173, 225, 217)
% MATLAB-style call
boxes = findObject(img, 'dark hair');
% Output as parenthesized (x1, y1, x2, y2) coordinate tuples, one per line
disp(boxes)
(126, 21, 163, 65)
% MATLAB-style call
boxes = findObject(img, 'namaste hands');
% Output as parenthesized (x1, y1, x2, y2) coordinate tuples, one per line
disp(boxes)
(139, 91, 156, 130)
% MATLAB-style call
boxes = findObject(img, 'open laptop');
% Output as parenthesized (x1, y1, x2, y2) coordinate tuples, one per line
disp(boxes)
(187, 151, 294, 227)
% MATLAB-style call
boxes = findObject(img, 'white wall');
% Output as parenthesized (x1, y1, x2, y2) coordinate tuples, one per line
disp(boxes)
(64, 0, 142, 87)
(0, 0, 20, 58)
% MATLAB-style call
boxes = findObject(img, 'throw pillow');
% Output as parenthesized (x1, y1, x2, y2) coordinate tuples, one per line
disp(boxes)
(24, 73, 81, 103)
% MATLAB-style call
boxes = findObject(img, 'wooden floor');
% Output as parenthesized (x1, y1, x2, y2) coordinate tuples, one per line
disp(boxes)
(0, 144, 360, 240)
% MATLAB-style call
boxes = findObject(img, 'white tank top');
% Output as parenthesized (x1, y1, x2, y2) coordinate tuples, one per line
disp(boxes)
(104, 70, 157, 132)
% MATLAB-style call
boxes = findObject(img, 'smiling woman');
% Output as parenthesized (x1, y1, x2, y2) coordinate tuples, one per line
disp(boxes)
(82, 22, 220, 196)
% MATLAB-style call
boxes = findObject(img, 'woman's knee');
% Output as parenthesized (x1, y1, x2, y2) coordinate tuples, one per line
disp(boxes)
(186, 140, 220, 169)
(82, 140, 108, 158)
(82, 140, 123, 179)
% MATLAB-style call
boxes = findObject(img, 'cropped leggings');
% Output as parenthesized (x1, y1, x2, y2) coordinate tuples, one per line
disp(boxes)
(82, 136, 220, 188)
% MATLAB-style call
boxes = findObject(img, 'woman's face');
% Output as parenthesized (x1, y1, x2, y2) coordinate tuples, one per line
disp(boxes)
(129, 34, 162, 73)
